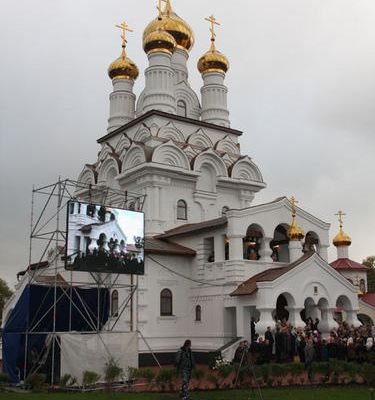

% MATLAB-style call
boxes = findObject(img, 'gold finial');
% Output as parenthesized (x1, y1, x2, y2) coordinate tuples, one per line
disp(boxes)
(115, 22, 133, 57)
(162, 0, 172, 15)
(205, 14, 220, 50)
(157, 0, 163, 19)
(335, 210, 346, 229)
(287, 196, 304, 241)
(290, 196, 298, 217)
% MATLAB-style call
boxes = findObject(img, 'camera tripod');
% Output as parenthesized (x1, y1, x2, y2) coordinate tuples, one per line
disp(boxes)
(233, 345, 264, 400)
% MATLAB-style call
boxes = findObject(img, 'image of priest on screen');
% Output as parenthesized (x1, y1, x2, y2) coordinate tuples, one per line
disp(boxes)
(66, 201, 144, 275)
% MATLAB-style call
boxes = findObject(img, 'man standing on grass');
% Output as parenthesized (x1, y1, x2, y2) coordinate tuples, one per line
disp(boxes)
(176, 339, 195, 400)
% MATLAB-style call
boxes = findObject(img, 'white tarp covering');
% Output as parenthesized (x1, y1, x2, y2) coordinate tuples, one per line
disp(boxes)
(60, 332, 138, 384)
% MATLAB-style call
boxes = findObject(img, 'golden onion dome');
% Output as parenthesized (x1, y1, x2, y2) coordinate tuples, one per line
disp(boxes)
(198, 41, 229, 74)
(108, 49, 139, 81)
(198, 15, 229, 74)
(333, 227, 352, 247)
(333, 210, 352, 247)
(143, 0, 194, 52)
(108, 22, 139, 81)
(143, 29, 177, 54)
(288, 223, 305, 241)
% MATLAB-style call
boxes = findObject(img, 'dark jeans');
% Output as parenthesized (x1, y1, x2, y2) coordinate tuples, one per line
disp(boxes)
(180, 369, 191, 399)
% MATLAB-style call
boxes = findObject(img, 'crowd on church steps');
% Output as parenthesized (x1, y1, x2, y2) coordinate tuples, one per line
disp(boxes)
(233, 319, 375, 366)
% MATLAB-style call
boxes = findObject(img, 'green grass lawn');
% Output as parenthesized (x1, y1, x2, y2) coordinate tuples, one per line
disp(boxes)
(0, 387, 372, 400)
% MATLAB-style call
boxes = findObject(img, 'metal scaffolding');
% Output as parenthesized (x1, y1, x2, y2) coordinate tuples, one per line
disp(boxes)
(20, 178, 146, 385)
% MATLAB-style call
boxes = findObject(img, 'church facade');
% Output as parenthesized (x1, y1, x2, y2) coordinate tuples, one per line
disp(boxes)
(4, 0, 372, 364)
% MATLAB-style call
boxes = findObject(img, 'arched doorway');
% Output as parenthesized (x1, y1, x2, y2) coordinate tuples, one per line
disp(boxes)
(275, 293, 295, 322)
(358, 314, 374, 326)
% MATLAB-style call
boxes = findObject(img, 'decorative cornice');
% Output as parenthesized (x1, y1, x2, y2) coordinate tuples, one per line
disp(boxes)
(98, 110, 243, 144)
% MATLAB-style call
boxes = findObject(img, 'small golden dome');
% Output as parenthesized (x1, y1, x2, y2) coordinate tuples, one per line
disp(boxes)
(288, 223, 305, 241)
(198, 42, 229, 74)
(143, 1, 194, 52)
(333, 210, 351, 247)
(333, 228, 352, 247)
(143, 29, 177, 54)
(108, 50, 139, 81)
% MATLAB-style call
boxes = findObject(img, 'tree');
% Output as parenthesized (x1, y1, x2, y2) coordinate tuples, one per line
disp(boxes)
(0, 278, 13, 323)
(362, 256, 375, 292)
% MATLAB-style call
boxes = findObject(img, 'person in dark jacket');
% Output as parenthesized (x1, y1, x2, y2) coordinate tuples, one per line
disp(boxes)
(265, 326, 274, 362)
(304, 338, 315, 381)
(275, 326, 283, 363)
(176, 340, 195, 400)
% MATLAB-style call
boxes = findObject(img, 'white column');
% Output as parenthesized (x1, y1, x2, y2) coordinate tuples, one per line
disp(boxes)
(319, 308, 339, 334)
(236, 305, 245, 338)
(259, 237, 273, 263)
(256, 308, 274, 336)
(171, 47, 189, 83)
(228, 235, 244, 260)
(337, 246, 349, 259)
(214, 234, 225, 262)
(142, 51, 176, 114)
(286, 307, 305, 329)
(107, 78, 136, 133)
(345, 310, 362, 328)
(200, 71, 230, 127)
(318, 244, 329, 262)
(288, 240, 303, 263)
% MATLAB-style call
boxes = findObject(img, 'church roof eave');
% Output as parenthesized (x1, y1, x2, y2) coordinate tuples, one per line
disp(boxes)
(97, 110, 243, 144)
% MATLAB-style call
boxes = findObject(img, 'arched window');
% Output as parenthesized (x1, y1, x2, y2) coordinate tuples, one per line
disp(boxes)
(195, 305, 202, 321)
(359, 279, 366, 293)
(177, 200, 187, 220)
(160, 289, 173, 316)
(177, 100, 187, 117)
(111, 290, 119, 317)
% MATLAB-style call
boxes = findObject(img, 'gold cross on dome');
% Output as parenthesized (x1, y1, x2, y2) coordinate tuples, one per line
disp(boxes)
(335, 210, 346, 228)
(157, 0, 163, 17)
(115, 22, 133, 48)
(161, 0, 172, 14)
(205, 14, 220, 42)
(289, 196, 299, 214)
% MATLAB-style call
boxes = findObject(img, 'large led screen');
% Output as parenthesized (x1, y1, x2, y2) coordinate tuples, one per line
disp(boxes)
(65, 201, 144, 275)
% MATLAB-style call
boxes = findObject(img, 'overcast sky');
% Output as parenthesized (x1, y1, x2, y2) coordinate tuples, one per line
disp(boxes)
(0, 0, 374, 287)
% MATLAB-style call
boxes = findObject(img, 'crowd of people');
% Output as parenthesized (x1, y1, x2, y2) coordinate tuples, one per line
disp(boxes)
(233, 319, 375, 367)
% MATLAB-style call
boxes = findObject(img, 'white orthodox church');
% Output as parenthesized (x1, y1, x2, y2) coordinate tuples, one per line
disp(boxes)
(5, 0, 374, 366)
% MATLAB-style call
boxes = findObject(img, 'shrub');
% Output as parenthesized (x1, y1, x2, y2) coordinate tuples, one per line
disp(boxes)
(156, 368, 177, 391)
(127, 367, 139, 380)
(286, 362, 305, 375)
(138, 368, 156, 383)
(0, 373, 9, 385)
(60, 373, 75, 388)
(217, 364, 233, 379)
(361, 363, 375, 386)
(270, 363, 287, 377)
(82, 370, 100, 387)
(254, 364, 269, 382)
(25, 373, 46, 392)
(104, 358, 123, 385)
(311, 361, 330, 379)
(207, 374, 220, 389)
(192, 367, 205, 381)
(208, 351, 221, 369)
